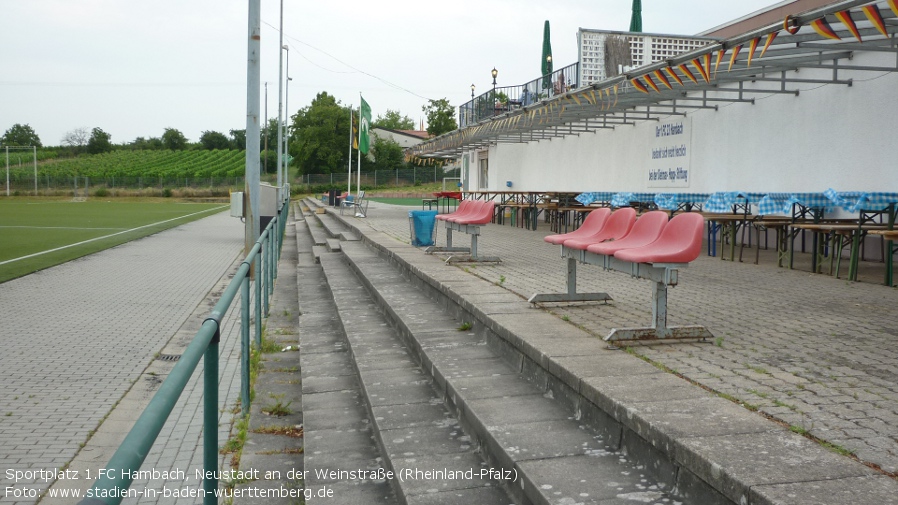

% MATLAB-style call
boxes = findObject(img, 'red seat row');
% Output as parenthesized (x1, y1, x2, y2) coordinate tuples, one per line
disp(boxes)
(436, 199, 495, 225)
(544, 209, 704, 264)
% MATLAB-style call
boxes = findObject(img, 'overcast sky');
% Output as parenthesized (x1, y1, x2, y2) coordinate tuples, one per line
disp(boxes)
(1, 0, 782, 147)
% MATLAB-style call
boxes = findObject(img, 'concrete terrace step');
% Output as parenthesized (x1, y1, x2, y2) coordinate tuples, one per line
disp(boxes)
(325, 209, 898, 505)
(313, 247, 514, 504)
(295, 219, 398, 505)
(328, 240, 691, 505)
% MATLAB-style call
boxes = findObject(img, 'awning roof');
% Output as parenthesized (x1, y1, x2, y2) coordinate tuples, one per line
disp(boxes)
(408, 0, 898, 161)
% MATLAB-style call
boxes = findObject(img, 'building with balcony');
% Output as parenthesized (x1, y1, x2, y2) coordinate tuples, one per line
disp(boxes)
(577, 29, 715, 85)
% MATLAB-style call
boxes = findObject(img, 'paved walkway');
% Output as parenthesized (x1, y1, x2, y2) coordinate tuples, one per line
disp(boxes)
(0, 211, 245, 504)
(348, 201, 898, 476)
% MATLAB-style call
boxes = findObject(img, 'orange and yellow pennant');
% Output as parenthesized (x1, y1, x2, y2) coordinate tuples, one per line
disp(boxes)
(728, 44, 742, 71)
(714, 48, 726, 75)
(783, 14, 801, 35)
(631, 77, 649, 94)
(862, 5, 888, 37)
(760, 31, 778, 58)
(665, 67, 684, 86)
(691, 57, 710, 83)
(890, 0, 898, 17)
(678, 63, 698, 83)
(643, 74, 661, 93)
(653, 69, 672, 89)
(612, 84, 619, 107)
(834, 10, 861, 42)
(746, 38, 760, 68)
(810, 17, 840, 40)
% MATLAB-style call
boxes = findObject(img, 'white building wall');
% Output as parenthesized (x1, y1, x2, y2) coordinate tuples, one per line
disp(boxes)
(480, 50, 898, 194)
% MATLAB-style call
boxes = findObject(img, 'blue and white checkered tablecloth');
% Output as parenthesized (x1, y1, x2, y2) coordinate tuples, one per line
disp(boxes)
(756, 193, 832, 215)
(823, 189, 898, 213)
(703, 192, 751, 213)
(611, 192, 655, 207)
(653, 193, 712, 210)
(574, 192, 614, 205)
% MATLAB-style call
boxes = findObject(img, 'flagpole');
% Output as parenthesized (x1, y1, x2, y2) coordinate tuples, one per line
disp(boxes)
(356, 94, 362, 199)
(347, 108, 353, 196)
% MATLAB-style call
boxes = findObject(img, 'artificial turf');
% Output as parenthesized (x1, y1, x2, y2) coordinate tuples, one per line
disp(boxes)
(0, 198, 227, 283)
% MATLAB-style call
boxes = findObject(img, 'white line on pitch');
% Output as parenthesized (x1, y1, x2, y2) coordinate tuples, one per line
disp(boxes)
(0, 206, 227, 267)
(0, 226, 128, 230)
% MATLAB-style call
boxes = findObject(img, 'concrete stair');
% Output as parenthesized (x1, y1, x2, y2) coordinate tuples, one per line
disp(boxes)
(298, 202, 692, 505)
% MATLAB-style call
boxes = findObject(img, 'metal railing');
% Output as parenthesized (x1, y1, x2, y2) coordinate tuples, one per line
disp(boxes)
(78, 200, 288, 505)
(458, 62, 580, 128)
(299, 167, 462, 188)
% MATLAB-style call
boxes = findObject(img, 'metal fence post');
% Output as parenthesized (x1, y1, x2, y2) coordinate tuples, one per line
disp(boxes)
(262, 232, 270, 315)
(203, 333, 219, 505)
(255, 254, 262, 348)
(240, 275, 250, 413)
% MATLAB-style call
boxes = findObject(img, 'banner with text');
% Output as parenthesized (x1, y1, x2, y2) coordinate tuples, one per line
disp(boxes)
(647, 117, 692, 188)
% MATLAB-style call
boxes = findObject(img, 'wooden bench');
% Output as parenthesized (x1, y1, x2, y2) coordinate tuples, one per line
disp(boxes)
(531, 210, 712, 342)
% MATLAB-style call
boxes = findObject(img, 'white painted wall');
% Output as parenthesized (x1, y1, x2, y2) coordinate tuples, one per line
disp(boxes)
(477, 50, 898, 195)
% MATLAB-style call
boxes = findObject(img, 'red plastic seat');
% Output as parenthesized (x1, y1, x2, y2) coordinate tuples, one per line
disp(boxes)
(456, 200, 495, 225)
(544, 208, 611, 245)
(563, 208, 636, 250)
(446, 200, 484, 223)
(586, 211, 669, 256)
(436, 199, 473, 221)
(614, 212, 705, 264)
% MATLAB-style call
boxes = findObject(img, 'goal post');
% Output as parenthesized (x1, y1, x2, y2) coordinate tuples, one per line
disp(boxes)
(72, 176, 89, 202)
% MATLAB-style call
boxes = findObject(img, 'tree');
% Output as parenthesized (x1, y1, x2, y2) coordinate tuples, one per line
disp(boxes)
(61, 127, 89, 154)
(86, 127, 113, 154)
(290, 92, 352, 175)
(199, 130, 230, 150)
(162, 128, 188, 150)
(2, 123, 42, 147)
(422, 99, 457, 137)
(229, 129, 246, 150)
(373, 109, 415, 130)
(371, 136, 405, 172)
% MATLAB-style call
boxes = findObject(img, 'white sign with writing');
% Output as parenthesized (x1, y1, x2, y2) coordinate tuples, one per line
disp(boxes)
(647, 117, 692, 188)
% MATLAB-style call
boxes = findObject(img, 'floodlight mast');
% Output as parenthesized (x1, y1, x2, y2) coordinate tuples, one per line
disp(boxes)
(245, 0, 262, 252)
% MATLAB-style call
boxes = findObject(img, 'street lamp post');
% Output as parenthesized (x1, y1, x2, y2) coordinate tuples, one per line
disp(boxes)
(283, 44, 290, 190)
(491, 68, 498, 92)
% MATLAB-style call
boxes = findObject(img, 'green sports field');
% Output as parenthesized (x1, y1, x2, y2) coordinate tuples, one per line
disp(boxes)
(0, 198, 228, 283)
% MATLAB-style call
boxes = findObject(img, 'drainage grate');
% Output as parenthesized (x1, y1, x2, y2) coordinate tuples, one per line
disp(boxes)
(157, 354, 181, 362)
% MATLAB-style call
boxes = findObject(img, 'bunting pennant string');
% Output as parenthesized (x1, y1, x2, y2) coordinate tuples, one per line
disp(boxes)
(810, 17, 840, 40)
(678, 63, 698, 83)
(746, 37, 760, 67)
(834, 10, 861, 42)
(691, 58, 710, 83)
(665, 67, 684, 86)
(653, 69, 672, 89)
(643, 74, 661, 93)
(714, 49, 726, 75)
(728, 44, 742, 71)
(631, 77, 649, 94)
(760, 31, 778, 58)
(783, 14, 801, 34)
(862, 5, 888, 36)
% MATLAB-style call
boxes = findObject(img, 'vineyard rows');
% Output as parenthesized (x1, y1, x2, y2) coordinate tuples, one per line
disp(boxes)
(4, 149, 246, 181)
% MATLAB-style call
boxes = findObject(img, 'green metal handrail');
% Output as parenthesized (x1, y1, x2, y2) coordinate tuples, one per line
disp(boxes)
(78, 201, 287, 505)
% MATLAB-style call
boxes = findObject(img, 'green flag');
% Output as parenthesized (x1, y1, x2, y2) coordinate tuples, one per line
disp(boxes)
(359, 96, 371, 154)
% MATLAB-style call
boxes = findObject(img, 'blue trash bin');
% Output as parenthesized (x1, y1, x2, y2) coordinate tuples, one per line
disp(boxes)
(409, 210, 438, 247)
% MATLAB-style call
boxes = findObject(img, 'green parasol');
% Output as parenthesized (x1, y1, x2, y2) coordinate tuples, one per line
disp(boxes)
(629, 0, 642, 32)
(541, 20, 553, 77)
